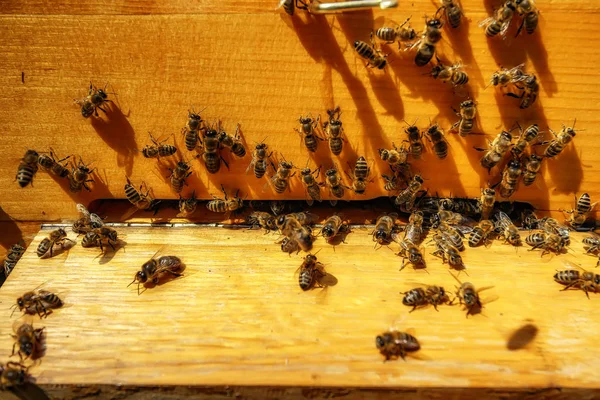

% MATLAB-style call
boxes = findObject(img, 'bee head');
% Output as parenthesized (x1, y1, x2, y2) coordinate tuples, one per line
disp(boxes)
(136, 270, 147, 283)
(299, 116, 312, 125)
(501, 131, 512, 141)
(461, 100, 474, 108)
(378, 149, 388, 159)
(483, 187, 496, 196)
(321, 226, 334, 238)
(16, 297, 25, 309)
(377, 60, 387, 70)
(428, 18, 443, 29)
(414, 175, 424, 184)
(205, 129, 218, 138)
(20, 341, 33, 356)
(326, 168, 337, 177)
(508, 159, 521, 169)
(375, 335, 387, 350)
(301, 168, 311, 176)
(305, 254, 317, 263)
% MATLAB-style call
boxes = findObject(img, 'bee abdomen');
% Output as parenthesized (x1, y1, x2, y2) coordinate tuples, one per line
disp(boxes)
(232, 143, 246, 158)
(171, 178, 185, 194)
(81, 232, 99, 248)
(274, 178, 288, 194)
(304, 135, 319, 152)
(125, 184, 141, 205)
(204, 154, 221, 174)
(486, 21, 502, 37)
(433, 142, 448, 159)
(376, 27, 396, 42)
(16, 163, 37, 188)
(459, 119, 473, 136)
(299, 270, 314, 291)
(331, 186, 345, 198)
(448, 9, 461, 28)
(544, 143, 563, 158)
(469, 228, 484, 247)
(307, 185, 321, 201)
(329, 138, 343, 155)
(525, 13, 538, 34)
(415, 44, 435, 67)
(554, 270, 579, 283)
(254, 160, 267, 179)
(452, 72, 469, 86)
(577, 193, 592, 213)
(36, 239, 50, 258)
(159, 145, 177, 157)
(207, 200, 226, 213)
(354, 41, 375, 60)
(184, 130, 199, 151)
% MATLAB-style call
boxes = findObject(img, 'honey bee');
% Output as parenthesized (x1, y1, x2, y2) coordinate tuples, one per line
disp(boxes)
(521, 153, 542, 187)
(403, 119, 424, 159)
(178, 191, 198, 217)
(128, 255, 183, 295)
(397, 239, 425, 271)
(125, 177, 159, 212)
(3, 243, 25, 277)
(218, 123, 246, 158)
(511, 123, 540, 157)
(400, 287, 428, 312)
(36, 228, 75, 258)
(583, 234, 600, 266)
(206, 185, 244, 215)
(324, 166, 347, 206)
(430, 59, 469, 86)
(514, 0, 539, 35)
(296, 115, 322, 153)
(404, 211, 425, 245)
(11, 321, 44, 361)
(372, 213, 398, 247)
(16, 150, 39, 188)
(468, 220, 495, 247)
(425, 285, 452, 310)
(298, 253, 327, 291)
(201, 126, 228, 174)
(81, 226, 119, 252)
(375, 17, 417, 49)
(378, 143, 409, 169)
(382, 173, 402, 192)
(527, 232, 567, 256)
(346, 156, 372, 195)
(412, 17, 443, 67)
(474, 130, 513, 172)
(75, 82, 113, 118)
(451, 272, 492, 317)
(270, 159, 296, 194)
(270, 200, 288, 216)
(247, 141, 273, 179)
(142, 133, 177, 159)
(321, 215, 351, 243)
(425, 122, 449, 159)
(479, 0, 516, 38)
(521, 208, 541, 230)
(498, 158, 522, 198)
(376, 330, 420, 361)
(495, 211, 521, 246)
(37, 149, 71, 178)
(563, 193, 596, 229)
(278, 0, 295, 15)
(279, 236, 300, 255)
(69, 157, 95, 193)
(0, 362, 30, 389)
(12, 287, 63, 318)
(542, 120, 577, 159)
(540, 217, 570, 246)
(394, 175, 424, 211)
(299, 165, 322, 205)
(488, 64, 526, 88)
(507, 73, 539, 109)
(451, 100, 477, 137)
(430, 210, 471, 227)
(554, 264, 600, 298)
(525, 231, 545, 247)
(323, 107, 345, 156)
(479, 187, 496, 220)
(432, 234, 465, 271)
(277, 214, 315, 252)
(354, 33, 388, 69)
(436, 222, 466, 252)
(167, 160, 193, 194)
(183, 109, 204, 151)
(437, 0, 463, 28)
(248, 211, 277, 232)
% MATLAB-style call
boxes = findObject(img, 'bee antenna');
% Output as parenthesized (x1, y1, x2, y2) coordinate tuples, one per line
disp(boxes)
(127, 276, 137, 288)
(449, 271, 462, 285)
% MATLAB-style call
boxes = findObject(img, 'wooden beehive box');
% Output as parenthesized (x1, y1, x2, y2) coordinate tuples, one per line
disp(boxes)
(1, 0, 600, 398)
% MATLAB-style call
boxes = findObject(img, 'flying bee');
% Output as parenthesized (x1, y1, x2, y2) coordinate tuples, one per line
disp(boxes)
(167, 160, 193, 194)
(346, 156, 372, 195)
(394, 175, 424, 211)
(451, 100, 477, 137)
(480, 187, 496, 220)
(506, 73, 539, 109)
(563, 193, 596, 229)
(497, 158, 522, 198)
(0, 361, 30, 389)
(321, 215, 351, 243)
(299, 165, 322, 205)
(474, 130, 513, 172)
(412, 17, 443, 67)
(378, 143, 409, 169)
(512, 123, 540, 157)
(81, 226, 119, 252)
(128, 255, 184, 295)
(432, 234, 465, 271)
(514, 0, 539, 35)
(125, 177, 159, 211)
(201, 126, 228, 174)
(16, 150, 39, 188)
(451, 272, 492, 317)
(12, 288, 63, 318)
(372, 213, 398, 247)
(270, 159, 296, 194)
(323, 106, 345, 156)
(376, 330, 420, 361)
(207, 185, 244, 216)
(469, 220, 495, 247)
(397, 239, 425, 271)
(479, 0, 516, 38)
(400, 287, 428, 312)
(542, 120, 578, 159)
(69, 157, 95, 193)
(297, 253, 327, 291)
(375, 17, 417, 49)
(522, 153, 543, 186)
(296, 115, 322, 153)
(182, 108, 204, 151)
(583, 234, 600, 266)
(495, 211, 521, 246)
(354, 32, 388, 69)
(437, 0, 463, 28)
(75, 82, 113, 118)
(247, 141, 273, 179)
(425, 122, 449, 159)
(38, 149, 71, 178)
(488, 64, 526, 88)
(73, 202, 104, 235)
(324, 166, 347, 206)
(554, 264, 600, 298)
(178, 191, 198, 217)
(218, 123, 246, 158)
(279, 236, 300, 255)
(248, 211, 277, 232)
(11, 321, 44, 361)
(142, 133, 177, 159)
(403, 119, 424, 159)
(430, 59, 469, 86)
(36, 228, 75, 258)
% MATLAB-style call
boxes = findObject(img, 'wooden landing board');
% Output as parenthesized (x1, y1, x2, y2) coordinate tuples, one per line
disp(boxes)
(0, 226, 599, 394)
(0, 0, 599, 222)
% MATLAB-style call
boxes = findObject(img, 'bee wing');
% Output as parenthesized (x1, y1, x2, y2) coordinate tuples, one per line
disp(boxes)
(89, 213, 104, 227)
(476, 285, 495, 294)
(455, 225, 474, 235)
(499, 20, 511, 37)
(76, 203, 90, 217)
(478, 16, 495, 28)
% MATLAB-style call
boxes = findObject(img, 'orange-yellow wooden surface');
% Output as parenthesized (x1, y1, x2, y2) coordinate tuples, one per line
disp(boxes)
(0, 1, 599, 222)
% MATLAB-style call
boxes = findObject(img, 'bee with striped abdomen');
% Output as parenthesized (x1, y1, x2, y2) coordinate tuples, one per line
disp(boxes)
(474, 130, 513, 172)
(354, 32, 388, 69)
(376, 330, 420, 361)
(563, 193, 596, 229)
(403, 119, 424, 159)
(75, 82, 113, 118)
(469, 220, 495, 247)
(321, 214, 351, 243)
(451, 272, 492, 317)
(72, 203, 104, 234)
(183, 108, 205, 151)
(522, 153, 543, 186)
(542, 120, 577, 159)
(218, 123, 246, 158)
(178, 191, 198, 217)
(401, 287, 428, 312)
(479, 188, 496, 220)
(11, 321, 45, 361)
(554, 264, 600, 298)
(347, 156, 372, 195)
(167, 160, 193, 194)
(128, 255, 184, 295)
(299, 165, 322, 206)
(372, 213, 398, 247)
(247, 141, 273, 179)
(69, 157, 95, 193)
(201, 126, 228, 174)
(375, 17, 417, 49)
(437, 0, 463, 28)
(81, 226, 119, 252)
(248, 211, 277, 232)
(296, 115, 322, 153)
(207, 185, 244, 216)
(270, 159, 295, 194)
(324, 166, 347, 206)
(125, 177, 159, 212)
(412, 17, 443, 67)
(397, 239, 425, 271)
(38, 149, 71, 178)
(432, 234, 465, 271)
(495, 211, 521, 246)
(436, 222, 466, 252)
(277, 214, 315, 252)
(583, 234, 600, 267)
(498, 158, 522, 198)
(36, 228, 75, 258)
(512, 123, 540, 157)
(430, 59, 469, 86)
(404, 211, 425, 245)
(323, 106, 345, 156)
(12, 288, 63, 318)
(514, 0, 539, 35)
(425, 122, 449, 159)
(382, 173, 401, 192)
(488, 64, 526, 88)
(451, 100, 476, 137)
(3, 243, 25, 277)
(297, 253, 327, 291)
(378, 143, 409, 169)
(507, 73, 539, 109)
(16, 150, 39, 188)
(540, 217, 570, 246)
(394, 175, 424, 212)
(142, 133, 177, 159)
(479, 1, 516, 38)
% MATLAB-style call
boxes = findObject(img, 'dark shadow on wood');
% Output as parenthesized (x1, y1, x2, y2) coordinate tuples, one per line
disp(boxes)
(444, 19, 485, 90)
(522, 29, 555, 97)
(507, 323, 539, 350)
(0, 206, 23, 248)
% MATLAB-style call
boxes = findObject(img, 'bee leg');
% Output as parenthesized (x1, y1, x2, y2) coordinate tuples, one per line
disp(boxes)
(10, 339, 18, 358)
(505, 92, 522, 99)
(97, 106, 109, 115)
(221, 155, 230, 171)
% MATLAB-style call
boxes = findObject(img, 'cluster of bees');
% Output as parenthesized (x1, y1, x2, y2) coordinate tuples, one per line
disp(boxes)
(1, 244, 24, 280)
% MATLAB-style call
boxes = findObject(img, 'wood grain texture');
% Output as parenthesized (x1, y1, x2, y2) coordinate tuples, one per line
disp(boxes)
(0, 1, 599, 221)
(0, 226, 599, 390)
